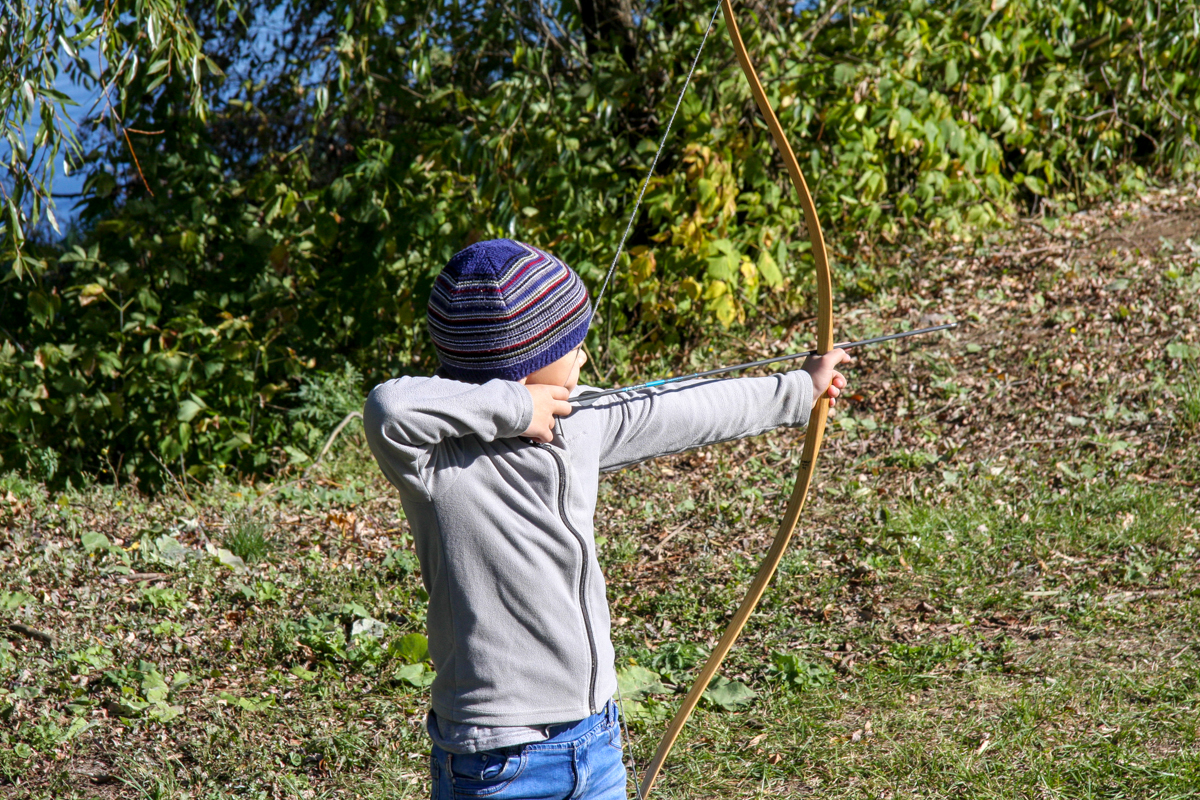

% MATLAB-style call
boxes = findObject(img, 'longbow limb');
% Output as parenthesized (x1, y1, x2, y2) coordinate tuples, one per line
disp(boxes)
(637, 1, 835, 795)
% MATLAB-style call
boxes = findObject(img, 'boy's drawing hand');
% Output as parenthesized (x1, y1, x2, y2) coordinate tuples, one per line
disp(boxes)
(802, 348, 852, 408)
(521, 384, 573, 442)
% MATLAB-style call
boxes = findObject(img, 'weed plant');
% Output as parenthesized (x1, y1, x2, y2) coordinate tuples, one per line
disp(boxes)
(223, 516, 271, 564)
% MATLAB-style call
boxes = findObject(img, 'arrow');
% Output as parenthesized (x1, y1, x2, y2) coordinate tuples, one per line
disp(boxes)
(572, 322, 959, 406)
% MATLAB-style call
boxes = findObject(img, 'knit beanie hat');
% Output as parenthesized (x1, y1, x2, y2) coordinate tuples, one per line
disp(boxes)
(427, 239, 592, 382)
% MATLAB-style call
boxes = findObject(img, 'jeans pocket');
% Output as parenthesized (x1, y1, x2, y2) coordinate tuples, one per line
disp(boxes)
(449, 750, 525, 796)
(606, 721, 623, 752)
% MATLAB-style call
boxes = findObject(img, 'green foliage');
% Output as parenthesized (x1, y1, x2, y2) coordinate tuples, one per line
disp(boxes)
(884, 636, 1010, 678)
(616, 663, 670, 701)
(0, 591, 33, 612)
(1, 0, 227, 274)
(97, 660, 186, 722)
(5, 0, 1200, 486)
(1177, 364, 1200, 432)
(702, 675, 758, 711)
(288, 363, 365, 464)
(391, 632, 429, 665)
(768, 650, 835, 691)
(644, 640, 708, 685)
(391, 632, 435, 687)
(139, 587, 186, 614)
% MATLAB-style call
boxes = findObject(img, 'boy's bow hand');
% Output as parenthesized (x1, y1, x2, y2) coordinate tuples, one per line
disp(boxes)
(802, 348, 852, 408)
(521, 384, 573, 442)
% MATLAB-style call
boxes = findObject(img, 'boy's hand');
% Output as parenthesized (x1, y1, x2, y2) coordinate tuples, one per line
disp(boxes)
(802, 348, 852, 408)
(522, 384, 572, 442)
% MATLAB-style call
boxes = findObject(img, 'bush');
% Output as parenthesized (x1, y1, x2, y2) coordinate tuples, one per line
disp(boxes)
(3, 0, 1198, 487)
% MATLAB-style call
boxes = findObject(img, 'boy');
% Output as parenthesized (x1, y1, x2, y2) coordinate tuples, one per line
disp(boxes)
(363, 239, 849, 799)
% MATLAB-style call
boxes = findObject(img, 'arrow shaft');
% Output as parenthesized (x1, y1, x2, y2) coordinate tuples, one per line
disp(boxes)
(571, 323, 957, 406)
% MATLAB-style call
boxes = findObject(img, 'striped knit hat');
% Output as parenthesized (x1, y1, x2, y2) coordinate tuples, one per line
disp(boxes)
(427, 239, 592, 382)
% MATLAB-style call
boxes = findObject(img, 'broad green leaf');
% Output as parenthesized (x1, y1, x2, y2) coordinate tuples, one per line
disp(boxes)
(757, 250, 783, 289)
(153, 535, 189, 564)
(141, 670, 170, 704)
(616, 664, 668, 701)
(0, 591, 33, 611)
(393, 632, 429, 664)
(207, 544, 246, 572)
(1167, 343, 1199, 360)
(395, 662, 436, 688)
(81, 532, 110, 553)
(703, 676, 757, 711)
(177, 400, 204, 422)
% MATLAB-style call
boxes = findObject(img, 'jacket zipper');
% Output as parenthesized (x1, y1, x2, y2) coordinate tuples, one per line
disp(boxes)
(539, 442, 599, 713)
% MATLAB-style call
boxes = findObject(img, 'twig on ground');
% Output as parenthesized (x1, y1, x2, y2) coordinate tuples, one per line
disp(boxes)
(999, 437, 1073, 451)
(250, 412, 366, 510)
(652, 523, 691, 555)
(9, 622, 55, 649)
(989, 244, 1070, 259)
(121, 572, 173, 582)
(305, 412, 364, 477)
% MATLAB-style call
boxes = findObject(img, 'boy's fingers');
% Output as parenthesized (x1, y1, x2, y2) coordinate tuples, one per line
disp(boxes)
(528, 421, 553, 442)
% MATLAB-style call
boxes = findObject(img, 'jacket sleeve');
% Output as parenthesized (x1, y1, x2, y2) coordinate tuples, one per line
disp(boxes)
(577, 370, 813, 472)
(362, 376, 533, 499)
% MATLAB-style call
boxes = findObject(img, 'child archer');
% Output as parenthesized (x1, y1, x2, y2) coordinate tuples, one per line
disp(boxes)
(363, 238, 850, 799)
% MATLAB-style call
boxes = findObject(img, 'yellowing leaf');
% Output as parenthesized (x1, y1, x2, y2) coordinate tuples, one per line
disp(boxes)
(703, 279, 728, 300)
(739, 258, 758, 287)
(758, 250, 784, 289)
(630, 250, 656, 285)
(680, 277, 703, 301)
(78, 283, 105, 306)
(710, 293, 738, 329)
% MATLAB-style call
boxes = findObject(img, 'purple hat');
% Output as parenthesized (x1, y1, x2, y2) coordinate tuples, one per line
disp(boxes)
(427, 239, 592, 382)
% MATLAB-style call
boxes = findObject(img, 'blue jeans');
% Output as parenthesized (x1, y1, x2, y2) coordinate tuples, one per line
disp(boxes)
(430, 702, 629, 800)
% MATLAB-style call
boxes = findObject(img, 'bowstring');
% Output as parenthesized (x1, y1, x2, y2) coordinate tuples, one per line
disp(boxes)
(593, 4, 725, 797)
(586, 0, 725, 348)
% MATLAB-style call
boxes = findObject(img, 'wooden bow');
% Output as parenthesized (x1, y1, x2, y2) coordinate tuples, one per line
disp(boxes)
(637, 1, 835, 795)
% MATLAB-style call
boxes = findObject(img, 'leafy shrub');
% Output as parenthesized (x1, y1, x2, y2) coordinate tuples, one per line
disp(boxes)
(4, 0, 1198, 487)
(287, 363, 365, 464)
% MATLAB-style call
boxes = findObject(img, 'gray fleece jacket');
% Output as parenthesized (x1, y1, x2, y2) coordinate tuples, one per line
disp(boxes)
(362, 370, 813, 730)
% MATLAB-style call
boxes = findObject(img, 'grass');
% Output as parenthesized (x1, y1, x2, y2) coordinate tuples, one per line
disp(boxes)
(601, 465, 1199, 800)
(3, 187, 1200, 798)
(1179, 364, 1200, 433)
(223, 515, 272, 564)
(7, 455, 1193, 799)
